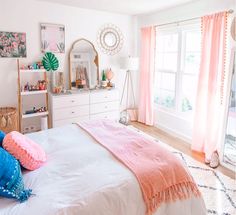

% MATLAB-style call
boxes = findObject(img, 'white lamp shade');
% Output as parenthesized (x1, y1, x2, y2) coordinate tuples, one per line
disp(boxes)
(120, 57, 139, 71)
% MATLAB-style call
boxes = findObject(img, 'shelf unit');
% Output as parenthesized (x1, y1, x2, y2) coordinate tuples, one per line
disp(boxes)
(21, 90, 47, 96)
(17, 59, 50, 133)
(22, 111, 49, 119)
(19, 69, 46, 73)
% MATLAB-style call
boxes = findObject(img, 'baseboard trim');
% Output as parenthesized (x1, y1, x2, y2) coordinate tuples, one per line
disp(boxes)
(154, 123, 192, 144)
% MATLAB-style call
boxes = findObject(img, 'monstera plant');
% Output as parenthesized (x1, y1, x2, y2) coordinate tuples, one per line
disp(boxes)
(42, 52, 59, 71)
(42, 52, 59, 92)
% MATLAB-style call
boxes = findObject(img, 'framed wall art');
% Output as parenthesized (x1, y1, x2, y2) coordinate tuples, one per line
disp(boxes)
(0, 31, 26, 58)
(40, 23, 65, 53)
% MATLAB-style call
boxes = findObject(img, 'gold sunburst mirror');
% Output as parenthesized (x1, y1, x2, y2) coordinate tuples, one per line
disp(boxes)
(97, 24, 124, 55)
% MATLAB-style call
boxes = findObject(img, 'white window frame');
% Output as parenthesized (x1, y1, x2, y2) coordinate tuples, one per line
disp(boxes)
(154, 22, 201, 121)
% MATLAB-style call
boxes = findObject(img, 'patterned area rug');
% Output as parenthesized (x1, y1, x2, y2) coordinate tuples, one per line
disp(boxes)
(129, 126, 236, 215)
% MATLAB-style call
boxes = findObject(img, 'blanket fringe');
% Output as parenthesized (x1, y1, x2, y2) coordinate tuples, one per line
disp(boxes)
(146, 181, 201, 215)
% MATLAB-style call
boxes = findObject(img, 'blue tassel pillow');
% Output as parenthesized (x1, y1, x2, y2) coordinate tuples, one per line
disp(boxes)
(0, 147, 32, 202)
(0, 130, 5, 147)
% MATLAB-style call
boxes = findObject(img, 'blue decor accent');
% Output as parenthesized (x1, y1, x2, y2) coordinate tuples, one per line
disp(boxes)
(0, 148, 32, 202)
(0, 130, 5, 146)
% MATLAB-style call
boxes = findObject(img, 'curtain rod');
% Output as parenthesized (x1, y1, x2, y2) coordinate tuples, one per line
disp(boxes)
(155, 9, 234, 28)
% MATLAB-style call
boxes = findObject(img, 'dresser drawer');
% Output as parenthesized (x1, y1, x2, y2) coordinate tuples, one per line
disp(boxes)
(53, 116, 89, 127)
(53, 105, 89, 120)
(90, 101, 119, 114)
(53, 94, 89, 109)
(90, 90, 119, 104)
(90, 111, 119, 120)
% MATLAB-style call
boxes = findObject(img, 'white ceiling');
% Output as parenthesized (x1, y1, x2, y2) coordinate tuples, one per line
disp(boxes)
(37, 0, 198, 15)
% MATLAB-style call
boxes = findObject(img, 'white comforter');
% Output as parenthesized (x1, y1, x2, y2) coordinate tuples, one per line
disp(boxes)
(0, 124, 206, 215)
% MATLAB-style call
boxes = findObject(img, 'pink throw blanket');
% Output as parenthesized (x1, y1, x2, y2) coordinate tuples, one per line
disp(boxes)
(77, 120, 201, 215)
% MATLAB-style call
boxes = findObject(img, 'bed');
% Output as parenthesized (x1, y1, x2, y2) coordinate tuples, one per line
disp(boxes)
(0, 124, 206, 215)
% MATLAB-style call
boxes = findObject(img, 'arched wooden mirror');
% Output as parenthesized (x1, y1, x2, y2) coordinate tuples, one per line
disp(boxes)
(69, 39, 99, 89)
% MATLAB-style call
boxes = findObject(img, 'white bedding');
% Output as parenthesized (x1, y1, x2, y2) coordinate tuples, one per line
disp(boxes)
(0, 124, 206, 215)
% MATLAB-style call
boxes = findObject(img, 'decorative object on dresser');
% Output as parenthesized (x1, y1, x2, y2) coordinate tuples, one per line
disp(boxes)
(0, 107, 18, 133)
(69, 39, 99, 90)
(40, 23, 65, 53)
(17, 59, 49, 133)
(52, 71, 65, 94)
(106, 68, 114, 88)
(0, 31, 26, 58)
(50, 89, 119, 127)
(119, 56, 139, 125)
(97, 24, 123, 55)
(42, 52, 60, 93)
(101, 70, 107, 88)
(100, 68, 115, 89)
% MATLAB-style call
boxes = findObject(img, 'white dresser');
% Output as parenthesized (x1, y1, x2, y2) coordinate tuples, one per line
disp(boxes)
(50, 89, 119, 127)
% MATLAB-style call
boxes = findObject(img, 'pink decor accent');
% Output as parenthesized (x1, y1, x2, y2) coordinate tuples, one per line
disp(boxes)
(3, 131, 46, 170)
(192, 11, 228, 160)
(138, 26, 155, 125)
(106, 69, 114, 80)
(77, 120, 201, 215)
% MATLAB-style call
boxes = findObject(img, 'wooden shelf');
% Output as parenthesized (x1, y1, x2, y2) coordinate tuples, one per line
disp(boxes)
(17, 59, 50, 132)
(22, 111, 49, 119)
(20, 69, 46, 73)
(21, 90, 47, 96)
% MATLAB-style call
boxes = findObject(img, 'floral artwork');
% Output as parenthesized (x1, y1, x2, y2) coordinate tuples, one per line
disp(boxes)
(41, 23, 65, 53)
(0, 32, 26, 58)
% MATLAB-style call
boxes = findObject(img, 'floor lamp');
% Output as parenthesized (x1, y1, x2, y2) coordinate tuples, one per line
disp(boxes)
(119, 57, 139, 125)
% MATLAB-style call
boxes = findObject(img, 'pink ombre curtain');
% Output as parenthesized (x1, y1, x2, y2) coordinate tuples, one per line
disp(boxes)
(138, 26, 155, 125)
(192, 12, 227, 159)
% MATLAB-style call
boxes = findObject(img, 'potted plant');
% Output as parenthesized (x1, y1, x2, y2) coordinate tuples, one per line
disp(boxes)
(42, 52, 59, 92)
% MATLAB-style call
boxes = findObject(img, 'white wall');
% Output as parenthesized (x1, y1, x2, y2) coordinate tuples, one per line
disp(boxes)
(0, 0, 135, 107)
(136, 0, 235, 142)
(137, 0, 235, 27)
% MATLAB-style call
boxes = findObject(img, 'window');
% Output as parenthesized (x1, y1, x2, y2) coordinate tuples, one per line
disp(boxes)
(154, 23, 201, 118)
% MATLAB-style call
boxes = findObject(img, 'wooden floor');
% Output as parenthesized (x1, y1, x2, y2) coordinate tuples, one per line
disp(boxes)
(131, 122, 236, 180)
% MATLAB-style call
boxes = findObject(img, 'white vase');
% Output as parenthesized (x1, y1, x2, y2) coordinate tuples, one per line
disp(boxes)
(50, 72, 57, 92)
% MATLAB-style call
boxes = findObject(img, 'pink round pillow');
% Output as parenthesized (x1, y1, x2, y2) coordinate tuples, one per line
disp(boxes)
(3, 131, 46, 170)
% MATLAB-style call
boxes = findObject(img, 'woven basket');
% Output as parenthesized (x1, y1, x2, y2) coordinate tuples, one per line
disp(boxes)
(0, 107, 18, 133)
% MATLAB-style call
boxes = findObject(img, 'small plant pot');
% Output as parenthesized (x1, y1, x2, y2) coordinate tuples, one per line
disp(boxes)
(101, 80, 107, 87)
